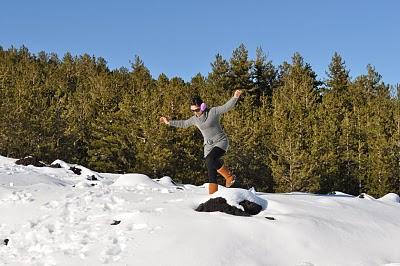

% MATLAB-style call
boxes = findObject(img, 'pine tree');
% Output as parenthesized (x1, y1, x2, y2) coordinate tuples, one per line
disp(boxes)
(208, 54, 230, 88)
(86, 62, 132, 172)
(392, 84, 400, 195)
(270, 53, 321, 192)
(228, 44, 253, 93)
(62, 54, 105, 164)
(1, 47, 45, 158)
(251, 47, 277, 105)
(315, 52, 359, 194)
(99, 56, 155, 173)
(358, 66, 399, 197)
(33, 51, 69, 162)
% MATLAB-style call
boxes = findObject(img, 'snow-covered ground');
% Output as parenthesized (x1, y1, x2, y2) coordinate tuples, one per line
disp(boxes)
(1, 155, 400, 266)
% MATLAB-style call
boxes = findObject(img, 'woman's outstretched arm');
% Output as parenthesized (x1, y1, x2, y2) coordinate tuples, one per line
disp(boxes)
(160, 116, 195, 128)
(214, 90, 242, 114)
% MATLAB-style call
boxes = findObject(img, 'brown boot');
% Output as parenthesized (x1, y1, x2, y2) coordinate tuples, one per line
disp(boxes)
(217, 165, 236, 188)
(208, 183, 218, 194)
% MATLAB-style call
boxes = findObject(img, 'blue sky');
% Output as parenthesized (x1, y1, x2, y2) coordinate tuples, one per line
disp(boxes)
(1, 0, 399, 85)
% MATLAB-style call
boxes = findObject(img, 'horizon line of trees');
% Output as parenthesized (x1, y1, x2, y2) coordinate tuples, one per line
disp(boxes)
(1, 45, 399, 198)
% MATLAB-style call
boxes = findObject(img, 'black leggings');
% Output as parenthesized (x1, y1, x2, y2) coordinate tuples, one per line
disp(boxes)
(205, 147, 225, 183)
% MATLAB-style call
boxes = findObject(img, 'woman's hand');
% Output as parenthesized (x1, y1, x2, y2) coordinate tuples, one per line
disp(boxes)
(160, 116, 170, 125)
(234, 90, 242, 98)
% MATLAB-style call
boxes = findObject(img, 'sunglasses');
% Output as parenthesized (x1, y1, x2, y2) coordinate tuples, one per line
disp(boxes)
(191, 108, 201, 112)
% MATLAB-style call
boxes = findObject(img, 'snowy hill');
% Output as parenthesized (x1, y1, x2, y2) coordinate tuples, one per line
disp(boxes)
(1, 155, 400, 266)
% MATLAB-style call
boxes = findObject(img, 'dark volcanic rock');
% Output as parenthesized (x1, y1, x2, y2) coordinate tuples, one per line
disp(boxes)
(15, 156, 45, 167)
(49, 163, 62, 168)
(69, 166, 82, 175)
(195, 197, 251, 217)
(196, 197, 263, 216)
(239, 200, 263, 215)
(86, 175, 98, 181)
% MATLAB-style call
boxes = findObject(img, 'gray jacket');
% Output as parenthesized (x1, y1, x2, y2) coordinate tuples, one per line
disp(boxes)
(169, 96, 238, 157)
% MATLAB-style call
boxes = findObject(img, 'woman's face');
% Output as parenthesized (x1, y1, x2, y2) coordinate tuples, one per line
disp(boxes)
(190, 105, 203, 117)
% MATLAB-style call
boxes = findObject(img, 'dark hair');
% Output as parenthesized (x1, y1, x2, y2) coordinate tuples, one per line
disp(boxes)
(191, 96, 203, 106)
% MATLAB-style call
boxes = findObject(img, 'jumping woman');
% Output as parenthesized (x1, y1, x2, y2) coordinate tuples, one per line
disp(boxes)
(160, 90, 242, 194)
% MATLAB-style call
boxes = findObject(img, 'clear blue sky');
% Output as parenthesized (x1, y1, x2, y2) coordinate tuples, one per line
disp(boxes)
(1, 0, 399, 85)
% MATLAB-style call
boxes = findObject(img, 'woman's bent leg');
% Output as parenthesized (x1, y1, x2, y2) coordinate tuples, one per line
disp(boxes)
(205, 147, 225, 193)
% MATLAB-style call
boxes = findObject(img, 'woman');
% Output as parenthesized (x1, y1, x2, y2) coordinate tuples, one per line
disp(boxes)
(160, 90, 242, 194)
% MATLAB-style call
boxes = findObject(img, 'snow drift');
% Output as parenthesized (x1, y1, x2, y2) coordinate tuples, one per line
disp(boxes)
(1, 155, 400, 266)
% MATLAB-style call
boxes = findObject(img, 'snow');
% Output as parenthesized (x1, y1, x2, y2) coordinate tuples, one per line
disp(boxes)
(379, 193, 400, 203)
(155, 176, 180, 187)
(111, 173, 171, 193)
(1, 154, 400, 266)
(210, 186, 268, 210)
(51, 159, 102, 181)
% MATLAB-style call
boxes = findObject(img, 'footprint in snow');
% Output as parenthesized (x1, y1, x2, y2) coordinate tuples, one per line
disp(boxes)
(42, 200, 60, 209)
(8, 191, 34, 203)
(110, 195, 125, 204)
(101, 237, 124, 264)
